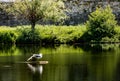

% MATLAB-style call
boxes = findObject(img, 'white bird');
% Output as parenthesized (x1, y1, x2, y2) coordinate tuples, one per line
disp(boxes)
(27, 53, 43, 61)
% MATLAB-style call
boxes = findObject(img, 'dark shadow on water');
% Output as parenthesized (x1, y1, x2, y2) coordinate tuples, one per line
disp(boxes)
(16, 44, 60, 55)
(73, 44, 120, 54)
(113, 55, 120, 81)
(16, 44, 42, 54)
(69, 64, 88, 81)
(1, 43, 120, 55)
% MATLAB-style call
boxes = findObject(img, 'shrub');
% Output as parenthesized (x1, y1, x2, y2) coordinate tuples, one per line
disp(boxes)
(0, 32, 17, 44)
(0, 26, 17, 44)
(101, 36, 119, 43)
(36, 25, 86, 44)
(0, 28, 17, 44)
(16, 28, 41, 44)
(86, 5, 117, 42)
(55, 26, 86, 43)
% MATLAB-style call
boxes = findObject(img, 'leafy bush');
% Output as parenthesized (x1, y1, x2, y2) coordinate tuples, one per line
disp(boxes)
(16, 27, 41, 44)
(37, 25, 86, 44)
(86, 5, 117, 42)
(100, 36, 119, 43)
(3, 24, 120, 44)
(55, 25, 86, 43)
(1, 24, 120, 44)
(0, 27, 17, 44)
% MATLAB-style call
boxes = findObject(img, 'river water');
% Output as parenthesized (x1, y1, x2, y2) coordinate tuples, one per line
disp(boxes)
(0, 44, 120, 81)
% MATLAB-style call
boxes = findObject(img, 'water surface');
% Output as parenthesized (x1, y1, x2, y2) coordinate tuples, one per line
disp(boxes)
(0, 44, 120, 81)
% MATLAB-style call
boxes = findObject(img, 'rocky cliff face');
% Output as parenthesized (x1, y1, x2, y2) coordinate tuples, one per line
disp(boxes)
(0, 1, 120, 26)
(65, 1, 120, 25)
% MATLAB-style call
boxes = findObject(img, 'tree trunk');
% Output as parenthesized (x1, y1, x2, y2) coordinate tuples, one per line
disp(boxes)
(31, 22, 36, 30)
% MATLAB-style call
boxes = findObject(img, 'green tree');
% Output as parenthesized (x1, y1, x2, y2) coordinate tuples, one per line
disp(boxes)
(86, 5, 117, 42)
(6, 0, 66, 30)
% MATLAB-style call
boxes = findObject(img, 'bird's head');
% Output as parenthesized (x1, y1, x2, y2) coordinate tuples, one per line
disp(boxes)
(33, 53, 43, 59)
(27, 53, 43, 61)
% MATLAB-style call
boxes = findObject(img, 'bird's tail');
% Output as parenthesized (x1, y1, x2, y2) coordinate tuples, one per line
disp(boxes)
(27, 56, 33, 61)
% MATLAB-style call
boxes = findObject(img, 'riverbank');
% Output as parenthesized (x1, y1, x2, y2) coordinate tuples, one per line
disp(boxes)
(0, 25, 120, 44)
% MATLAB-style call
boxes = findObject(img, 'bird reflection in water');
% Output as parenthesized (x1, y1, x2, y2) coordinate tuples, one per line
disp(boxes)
(27, 63, 43, 81)
(27, 63, 43, 74)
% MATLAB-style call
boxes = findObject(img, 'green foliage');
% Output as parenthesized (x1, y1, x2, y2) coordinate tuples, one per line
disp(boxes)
(0, 27, 17, 44)
(1, 25, 120, 44)
(16, 27, 41, 44)
(86, 5, 117, 42)
(36, 25, 86, 44)
(6, 0, 66, 29)
(114, 26, 120, 41)
(38, 26, 57, 44)
(33, 25, 87, 44)
(0, 25, 86, 44)
(100, 36, 119, 43)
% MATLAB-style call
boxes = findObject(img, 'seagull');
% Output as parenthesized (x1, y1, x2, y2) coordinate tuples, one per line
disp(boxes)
(27, 53, 43, 61)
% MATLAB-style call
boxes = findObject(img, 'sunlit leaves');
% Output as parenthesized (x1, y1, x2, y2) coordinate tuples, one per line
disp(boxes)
(4, 0, 66, 29)
(86, 5, 117, 41)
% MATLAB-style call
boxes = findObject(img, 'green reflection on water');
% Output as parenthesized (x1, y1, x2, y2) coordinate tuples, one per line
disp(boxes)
(0, 44, 120, 81)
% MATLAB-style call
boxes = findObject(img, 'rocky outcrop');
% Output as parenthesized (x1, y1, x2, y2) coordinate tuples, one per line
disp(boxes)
(65, 1, 120, 25)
